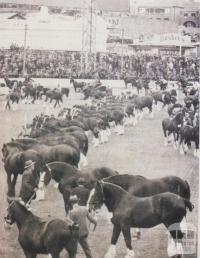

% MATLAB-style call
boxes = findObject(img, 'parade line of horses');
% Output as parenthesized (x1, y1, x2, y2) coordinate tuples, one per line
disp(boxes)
(2, 76, 199, 258)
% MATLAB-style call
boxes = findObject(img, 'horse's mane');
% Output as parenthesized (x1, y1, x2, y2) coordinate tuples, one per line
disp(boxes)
(5, 142, 22, 148)
(101, 181, 129, 195)
(103, 174, 146, 181)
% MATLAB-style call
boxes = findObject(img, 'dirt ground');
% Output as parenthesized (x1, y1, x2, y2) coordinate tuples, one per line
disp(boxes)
(0, 84, 198, 258)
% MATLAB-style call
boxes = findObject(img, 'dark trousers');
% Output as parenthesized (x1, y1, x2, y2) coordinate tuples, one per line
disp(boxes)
(79, 235, 93, 258)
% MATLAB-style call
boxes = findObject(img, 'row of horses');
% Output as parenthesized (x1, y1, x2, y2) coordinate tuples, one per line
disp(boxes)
(3, 78, 197, 258)
(4, 163, 194, 258)
(162, 87, 199, 157)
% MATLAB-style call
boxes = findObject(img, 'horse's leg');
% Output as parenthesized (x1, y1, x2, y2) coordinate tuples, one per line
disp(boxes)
(68, 252, 76, 258)
(194, 140, 199, 157)
(11, 174, 18, 196)
(104, 224, 121, 258)
(7, 173, 15, 197)
(121, 225, 135, 258)
(32, 95, 35, 104)
(179, 136, 185, 155)
(173, 131, 178, 150)
(54, 100, 57, 108)
(49, 252, 60, 258)
(113, 122, 119, 134)
(166, 223, 184, 258)
(149, 105, 154, 119)
(23, 251, 36, 258)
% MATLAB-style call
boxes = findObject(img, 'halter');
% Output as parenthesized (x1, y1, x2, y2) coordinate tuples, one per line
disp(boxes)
(88, 182, 105, 207)
(45, 163, 52, 177)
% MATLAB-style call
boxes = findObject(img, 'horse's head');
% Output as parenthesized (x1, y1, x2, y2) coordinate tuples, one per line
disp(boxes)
(2, 143, 9, 159)
(89, 181, 104, 211)
(4, 200, 29, 226)
(174, 112, 184, 126)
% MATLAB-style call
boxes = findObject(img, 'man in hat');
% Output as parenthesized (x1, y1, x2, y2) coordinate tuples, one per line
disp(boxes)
(69, 195, 97, 258)
(19, 160, 39, 205)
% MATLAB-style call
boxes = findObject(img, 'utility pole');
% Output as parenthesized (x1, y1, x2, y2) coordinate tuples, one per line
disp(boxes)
(22, 24, 27, 77)
(81, 0, 97, 74)
(121, 28, 125, 75)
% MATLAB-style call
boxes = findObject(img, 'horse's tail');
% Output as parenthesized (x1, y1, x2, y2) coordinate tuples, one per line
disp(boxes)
(183, 180, 191, 200)
(83, 136, 89, 156)
(184, 199, 194, 212)
(162, 120, 167, 137)
(73, 83, 76, 92)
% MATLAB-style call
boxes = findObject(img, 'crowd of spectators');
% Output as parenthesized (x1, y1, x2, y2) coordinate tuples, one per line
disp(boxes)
(0, 46, 199, 80)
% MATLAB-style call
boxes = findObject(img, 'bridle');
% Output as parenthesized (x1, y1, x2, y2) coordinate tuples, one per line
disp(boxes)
(45, 163, 52, 177)
(88, 182, 105, 207)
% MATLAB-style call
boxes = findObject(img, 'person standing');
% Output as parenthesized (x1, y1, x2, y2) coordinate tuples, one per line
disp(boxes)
(19, 160, 39, 205)
(69, 195, 97, 258)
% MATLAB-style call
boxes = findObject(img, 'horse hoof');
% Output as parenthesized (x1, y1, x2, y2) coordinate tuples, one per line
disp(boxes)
(104, 245, 116, 258)
(179, 149, 184, 155)
(124, 249, 135, 258)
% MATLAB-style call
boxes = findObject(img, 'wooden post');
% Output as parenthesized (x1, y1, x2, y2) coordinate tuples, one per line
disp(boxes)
(22, 24, 27, 77)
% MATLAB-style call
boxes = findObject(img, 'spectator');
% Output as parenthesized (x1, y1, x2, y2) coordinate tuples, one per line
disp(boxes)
(0, 47, 199, 80)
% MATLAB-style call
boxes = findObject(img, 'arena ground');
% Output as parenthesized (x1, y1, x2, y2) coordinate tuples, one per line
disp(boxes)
(0, 81, 198, 258)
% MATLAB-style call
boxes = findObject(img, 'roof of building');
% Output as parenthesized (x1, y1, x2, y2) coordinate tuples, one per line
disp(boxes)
(134, 0, 197, 8)
(0, 0, 130, 12)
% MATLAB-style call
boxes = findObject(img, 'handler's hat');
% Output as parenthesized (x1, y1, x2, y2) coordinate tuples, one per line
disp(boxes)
(24, 160, 35, 169)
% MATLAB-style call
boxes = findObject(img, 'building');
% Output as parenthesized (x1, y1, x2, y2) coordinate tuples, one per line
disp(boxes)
(130, 0, 185, 21)
(178, 2, 200, 28)
(0, 0, 130, 13)
(0, 7, 108, 51)
(130, 0, 200, 27)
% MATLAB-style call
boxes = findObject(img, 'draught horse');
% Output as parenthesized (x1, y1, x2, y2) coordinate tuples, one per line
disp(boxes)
(4, 201, 79, 258)
(89, 181, 193, 258)
(162, 112, 184, 148)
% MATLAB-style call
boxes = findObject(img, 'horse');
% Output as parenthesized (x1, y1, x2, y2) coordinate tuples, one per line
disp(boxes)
(4, 201, 79, 258)
(4, 77, 18, 89)
(70, 78, 86, 92)
(133, 95, 154, 119)
(179, 124, 199, 156)
(22, 85, 37, 104)
(4, 92, 21, 110)
(61, 87, 70, 98)
(103, 174, 191, 200)
(2, 141, 80, 171)
(123, 76, 137, 89)
(89, 181, 193, 258)
(162, 112, 184, 148)
(168, 104, 183, 117)
(2, 144, 44, 197)
(43, 163, 118, 213)
(45, 89, 63, 108)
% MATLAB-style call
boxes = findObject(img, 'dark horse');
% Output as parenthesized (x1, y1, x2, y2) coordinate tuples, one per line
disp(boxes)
(103, 174, 191, 200)
(4, 77, 18, 89)
(43, 163, 118, 213)
(89, 181, 193, 258)
(179, 124, 199, 157)
(123, 76, 137, 89)
(2, 144, 44, 197)
(162, 112, 184, 148)
(5, 201, 79, 258)
(70, 78, 86, 92)
(45, 89, 63, 108)
(2, 141, 80, 196)
(133, 95, 154, 119)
